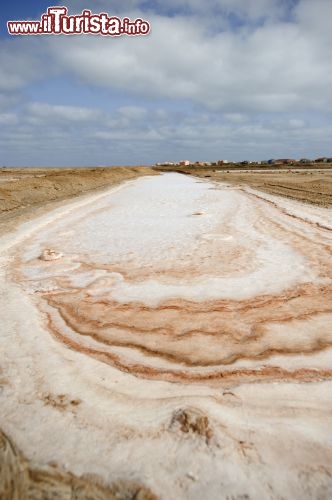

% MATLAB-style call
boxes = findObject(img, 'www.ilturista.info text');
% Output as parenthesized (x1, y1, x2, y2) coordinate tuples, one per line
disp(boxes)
(7, 7, 151, 36)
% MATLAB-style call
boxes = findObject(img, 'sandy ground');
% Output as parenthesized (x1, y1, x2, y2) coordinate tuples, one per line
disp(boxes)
(1, 171, 332, 499)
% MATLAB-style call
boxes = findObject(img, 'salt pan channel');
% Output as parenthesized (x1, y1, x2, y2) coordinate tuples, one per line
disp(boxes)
(1, 173, 331, 499)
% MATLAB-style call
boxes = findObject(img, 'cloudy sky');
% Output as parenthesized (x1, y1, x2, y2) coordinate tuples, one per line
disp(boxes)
(1, 0, 332, 166)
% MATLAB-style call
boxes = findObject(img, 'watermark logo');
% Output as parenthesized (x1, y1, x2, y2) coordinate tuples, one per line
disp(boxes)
(7, 6, 151, 36)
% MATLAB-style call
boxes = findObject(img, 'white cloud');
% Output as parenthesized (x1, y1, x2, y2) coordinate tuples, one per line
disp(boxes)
(224, 113, 248, 123)
(118, 106, 147, 120)
(0, 113, 18, 125)
(94, 128, 161, 141)
(289, 118, 305, 128)
(26, 102, 103, 123)
(46, 3, 332, 113)
(67, 0, 289, 21)
(0, 39, 47, 92)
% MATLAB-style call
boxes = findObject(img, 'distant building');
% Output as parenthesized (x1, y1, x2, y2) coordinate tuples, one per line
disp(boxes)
(217, 160, 229, 165)
(299, 158, 311, 163)
(194, 161, 212, 167)
(179, 160, 191, 166)
(315, 157, 328, 163)
(274, 159, 295, 165)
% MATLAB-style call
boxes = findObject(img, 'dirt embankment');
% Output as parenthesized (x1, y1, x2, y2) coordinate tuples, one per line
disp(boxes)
(154, 166, 332, 207)
(0, 167, 156, 235)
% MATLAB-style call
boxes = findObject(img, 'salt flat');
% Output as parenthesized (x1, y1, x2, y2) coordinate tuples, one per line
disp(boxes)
(1, 173, 331, 499)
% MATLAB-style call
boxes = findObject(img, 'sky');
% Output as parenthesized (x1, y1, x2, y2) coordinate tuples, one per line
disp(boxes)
(1, 0, 332, 166)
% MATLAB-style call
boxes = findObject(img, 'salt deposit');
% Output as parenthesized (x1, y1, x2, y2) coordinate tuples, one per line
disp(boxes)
(0, 173, 331, 499)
